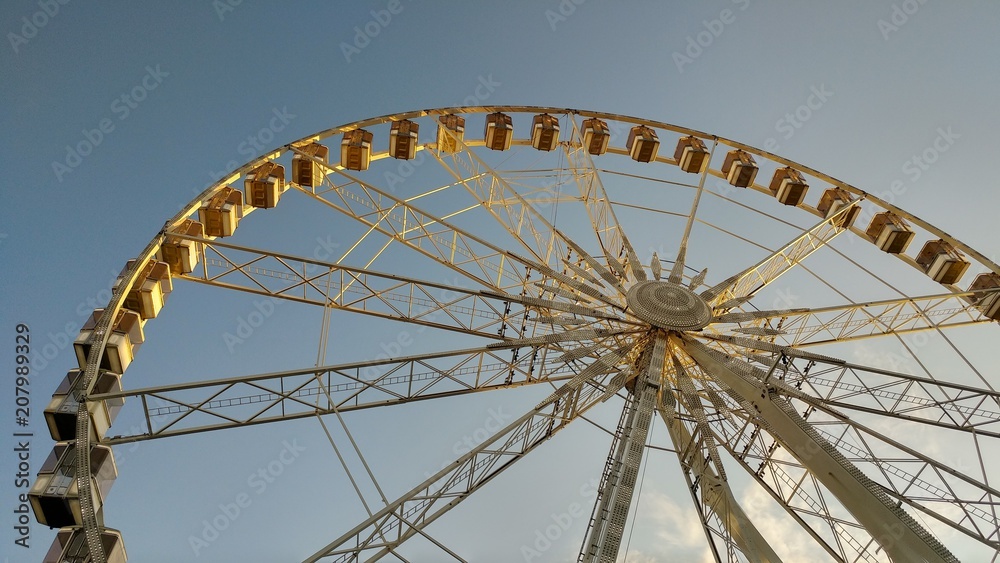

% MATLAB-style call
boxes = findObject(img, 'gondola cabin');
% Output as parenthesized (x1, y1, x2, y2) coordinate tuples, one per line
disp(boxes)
(291, 142, 329, 187)
(817, 188, 861, 229)
(115, 259, 172, 320)
(970, 273, 1000, 320)
(484, 112, 513, 151)
(73, 308, 144, 375)
(769, 167, 809, 206)
(244, 161, 285, 209)
(198, 187, 243, 237)
(721, 149, 758, 188)
(389, 120, 419, 160)
(436, 114, 465, 153)
(866, 212, 915, 254)
(43, 527, 128, 563)
(341, 128, 373, 171)
(916, 239, 970, 285)
(29, 442, 117, 529)
(627, 125, 659, 163)
(44, 369, 124, 441)
(674, 136, 710, 173)
(581, 118, 610, 156)
(530, 114, 560, 151)
(157, 219, 203, 275)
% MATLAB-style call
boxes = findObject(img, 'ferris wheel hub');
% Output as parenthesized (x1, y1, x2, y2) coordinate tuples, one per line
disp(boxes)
(625, 280, 713, 331)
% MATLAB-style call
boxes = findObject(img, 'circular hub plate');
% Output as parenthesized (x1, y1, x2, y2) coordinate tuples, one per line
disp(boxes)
(626, 281, 713, 331)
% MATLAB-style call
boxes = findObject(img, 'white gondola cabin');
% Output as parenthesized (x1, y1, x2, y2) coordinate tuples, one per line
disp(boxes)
(157, 219, 203, 275)
(674, 136, 710, 173)
(436, 114, 465, 153)
(115, 259, 172, 320)
(389, 120, 419, 160)
(74, 309, 144, 374)
(817, 188, 861, 229)
(484, 112, 513, 151)
(291, 142, 329, 187)
(721, 149, 757, 188)
(769, 167, 809, 206)
(627, 125, 659, 163)
(341, 128, 373, 171)
(30, 442, 117, 529)
(531, 114, 560, 151)
(198, 187, 243, 237)
(43, 526, 128, 563)
(916, 239, 970, 285)
(44, 369, 124, 442)
(581, 118, 610, 156)
(866, 211, 913, 254)
(866, 212, 914, 254)
(970, 273, 1000, 320)
(244, 161, 285, 209)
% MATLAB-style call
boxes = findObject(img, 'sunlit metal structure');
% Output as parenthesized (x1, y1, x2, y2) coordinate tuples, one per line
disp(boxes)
(37, 107, 1000, 562)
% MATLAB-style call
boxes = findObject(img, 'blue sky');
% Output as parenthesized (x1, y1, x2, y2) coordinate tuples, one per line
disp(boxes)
(3, 2, 1000, 562)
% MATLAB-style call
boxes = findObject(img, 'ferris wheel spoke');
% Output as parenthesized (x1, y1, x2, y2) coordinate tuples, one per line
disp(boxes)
(302, 356, 628, 562)
(702, 388, 881, 562)
(290, 147, 548, 293)
(676, 335, 959, 563)
(692, 360, 921, 562)
(771, 354, 1000, 440)
(799, 404, 1000, 550)
(175, 235, 633, 339)
(96, 333, 624, 444)
(657, 344, 781, 563)
(718, 288, 999, 347)
(693, 350, 1000, 554)
(563, 115, 647, 283)
(701, 202, 858, 310)
(431, 129, 609, 283)
(431, 134, 635, 303)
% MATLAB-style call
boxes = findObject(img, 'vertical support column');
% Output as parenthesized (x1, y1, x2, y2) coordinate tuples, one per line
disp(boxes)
(579, 337, 662, 562)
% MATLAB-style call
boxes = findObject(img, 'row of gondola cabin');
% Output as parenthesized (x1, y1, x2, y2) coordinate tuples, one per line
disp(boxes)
(44, 527, 127, 563)
(44, 369, 123, 442)
(29, 442, 117, 529)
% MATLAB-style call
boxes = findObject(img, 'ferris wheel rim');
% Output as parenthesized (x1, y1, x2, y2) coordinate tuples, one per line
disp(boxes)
(60, 106, 1000, 563)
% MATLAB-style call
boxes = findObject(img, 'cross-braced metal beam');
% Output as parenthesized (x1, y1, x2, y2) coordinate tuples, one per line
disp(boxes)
(302, 349, 631, 562)
(715, 289, 997, 347)
(702, 202, 858, 309)
(678, 336, 958, 563)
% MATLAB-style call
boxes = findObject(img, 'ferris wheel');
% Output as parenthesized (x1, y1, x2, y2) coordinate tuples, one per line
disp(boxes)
(31, 106, 1000, 562)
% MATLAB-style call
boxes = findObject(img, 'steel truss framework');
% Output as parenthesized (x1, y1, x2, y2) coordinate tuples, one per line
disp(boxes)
(68, 107, 1000, 563)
